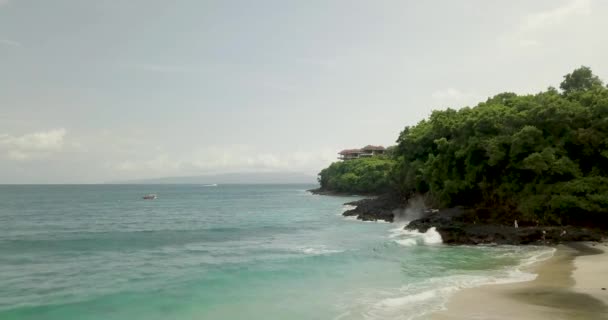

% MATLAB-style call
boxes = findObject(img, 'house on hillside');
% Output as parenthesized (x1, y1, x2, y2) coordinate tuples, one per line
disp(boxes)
(338, 145, 385, 160)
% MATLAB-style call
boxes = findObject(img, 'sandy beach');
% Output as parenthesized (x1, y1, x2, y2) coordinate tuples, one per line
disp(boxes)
(432, 242, 608, 320)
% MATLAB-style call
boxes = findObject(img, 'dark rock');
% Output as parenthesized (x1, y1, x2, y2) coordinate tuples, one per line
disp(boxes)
(342, 193, 404, 222)
(307, 188, 378, 197)
(406, 210, 605, 245)
(308, 189, 403, 222)
(313, 188, 607, 245)
(307, 188, 345, 196)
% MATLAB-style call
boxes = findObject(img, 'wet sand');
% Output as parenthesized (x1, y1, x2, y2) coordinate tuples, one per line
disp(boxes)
(432, 242, 608, 320)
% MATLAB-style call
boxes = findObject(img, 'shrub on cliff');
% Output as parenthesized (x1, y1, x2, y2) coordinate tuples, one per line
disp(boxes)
(317, 157, 395, 194)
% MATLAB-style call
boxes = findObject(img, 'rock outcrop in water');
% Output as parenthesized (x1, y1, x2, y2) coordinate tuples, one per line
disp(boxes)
(406, 208, 604, 245)
(308, 188, 350, 196)
(308, 187, 379, 197)
(342, 194, 404, 222)
(321, 191, 606, 245)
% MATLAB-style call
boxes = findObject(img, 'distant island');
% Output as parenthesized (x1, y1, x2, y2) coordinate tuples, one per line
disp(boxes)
(109, 172, 317, 185)
(312, 66, 608, 244)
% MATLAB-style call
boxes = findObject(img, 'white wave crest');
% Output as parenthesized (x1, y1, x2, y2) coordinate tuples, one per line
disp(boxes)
(342, 204, 357, 211)
(388, 223, 410, 237)
(355, 246, 555, 320)
(390, 225, 443, 246)
(375, 288, 450, 308)
(296, 246, 344, 256)
(338, 205, 358, 217)
(394, 239, 418, 247)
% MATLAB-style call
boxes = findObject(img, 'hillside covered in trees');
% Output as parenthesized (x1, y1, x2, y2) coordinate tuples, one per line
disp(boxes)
(318, 67, 608, 228)
(317, 156, 395, 194)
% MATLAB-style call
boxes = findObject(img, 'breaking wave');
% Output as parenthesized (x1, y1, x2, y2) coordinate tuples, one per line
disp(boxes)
(295, 245, 344, 256)
(389, 223, 443, 246)
(347, 246, 555, 320)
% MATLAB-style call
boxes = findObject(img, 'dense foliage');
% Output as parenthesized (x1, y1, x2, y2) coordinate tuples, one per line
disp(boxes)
(318, 157, 395, 194)
(393, 67, 608, 226)
(319, 67, 608, 227)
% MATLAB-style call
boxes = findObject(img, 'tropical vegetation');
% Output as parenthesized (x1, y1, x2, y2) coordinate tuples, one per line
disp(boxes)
(318, 156, 395, 194)
(318, 67, 608, 226)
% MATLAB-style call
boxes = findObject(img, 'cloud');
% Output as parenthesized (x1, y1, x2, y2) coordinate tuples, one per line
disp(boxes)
(0, 39, 22, 47)
(432, 88, 476, 101)
(522, 0, 591, 31)
(293, 57, 337, 69)
(431, 88, 484, 108)
(129, 63, 199, 74)
(517, 39, 541, 48)
(111, 145, 338, 178)
(0, 128, 67, 160)
(500, 0, 592, 48)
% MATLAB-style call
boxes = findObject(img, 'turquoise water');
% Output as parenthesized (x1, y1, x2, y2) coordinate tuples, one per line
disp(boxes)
(0, 184, 553, 320)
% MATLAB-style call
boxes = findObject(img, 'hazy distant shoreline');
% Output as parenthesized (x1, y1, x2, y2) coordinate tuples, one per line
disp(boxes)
(106, 172, 317, 185)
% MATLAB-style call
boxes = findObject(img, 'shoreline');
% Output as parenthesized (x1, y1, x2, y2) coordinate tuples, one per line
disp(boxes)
(312, 190, 606, 244)
(307, 188, 381, 197)
(431, 242, 608, 319)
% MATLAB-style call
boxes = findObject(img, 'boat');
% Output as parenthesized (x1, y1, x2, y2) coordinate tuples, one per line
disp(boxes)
(142, 194, 157, 200)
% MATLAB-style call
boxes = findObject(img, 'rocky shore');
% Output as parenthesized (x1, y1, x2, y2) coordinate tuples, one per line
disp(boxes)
(311, 190, 606, 245)
(407, 209, 604, 245)
(307, 187, 379, 197)
(342, 194, 403, 222)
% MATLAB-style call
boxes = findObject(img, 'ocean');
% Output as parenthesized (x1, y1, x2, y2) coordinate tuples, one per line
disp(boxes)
(0, 184, 554, 320)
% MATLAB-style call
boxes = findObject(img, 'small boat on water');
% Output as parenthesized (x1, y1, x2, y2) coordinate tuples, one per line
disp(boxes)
(142, 194, 157, 200)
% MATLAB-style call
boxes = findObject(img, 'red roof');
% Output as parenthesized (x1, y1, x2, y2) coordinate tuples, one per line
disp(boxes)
(339, 145, 385, 155)
(362, 145, 385, 151)
(338, 149, 362, 155)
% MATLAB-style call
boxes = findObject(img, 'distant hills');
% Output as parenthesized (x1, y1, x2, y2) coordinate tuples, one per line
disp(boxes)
(108, 172, 317, 184)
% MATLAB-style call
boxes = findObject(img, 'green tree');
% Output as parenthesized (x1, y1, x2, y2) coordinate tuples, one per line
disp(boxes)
(317, 157, 395, 194)
(560, 66, 603, 94)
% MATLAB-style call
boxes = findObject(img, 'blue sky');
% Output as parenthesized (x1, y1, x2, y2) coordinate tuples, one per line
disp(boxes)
(1, 0, 607, 183)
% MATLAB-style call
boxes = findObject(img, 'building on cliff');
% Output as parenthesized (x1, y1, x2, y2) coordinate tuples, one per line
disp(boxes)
(338, 145, 385, 160)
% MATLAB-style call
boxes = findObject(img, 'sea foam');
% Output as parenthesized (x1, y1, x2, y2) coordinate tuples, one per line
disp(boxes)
(344, 222, 557, 319)
(357, 246, 556, 320)
(342, 205, 358, 211)
(389, 223, 443, 246)
(296, 246, 344, 256)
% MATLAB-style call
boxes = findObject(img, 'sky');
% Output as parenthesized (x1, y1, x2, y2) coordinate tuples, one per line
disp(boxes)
(1, 0, 608, 183)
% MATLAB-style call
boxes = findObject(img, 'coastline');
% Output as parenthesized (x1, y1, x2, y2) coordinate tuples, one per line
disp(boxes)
(431, 242, 608, 320)
(315, 189, 608, 317)
(312, 190, 605, 244)
(319, 189, 608, 318)
(307, 187, 380, 197)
